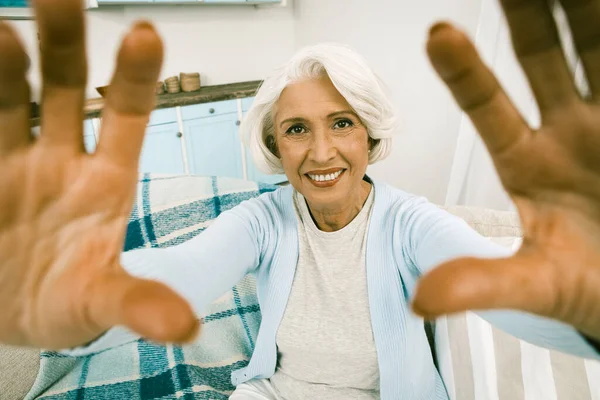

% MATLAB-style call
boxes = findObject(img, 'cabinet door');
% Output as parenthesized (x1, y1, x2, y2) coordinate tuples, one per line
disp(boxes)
(183, 113, 243, 178)
(148, 108, 178, 126)
(139, 122, 185, 174)
(181, 99, 238, 121)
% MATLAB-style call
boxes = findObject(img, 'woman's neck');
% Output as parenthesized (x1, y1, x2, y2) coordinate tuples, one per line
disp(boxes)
(305, 180, 372, 232)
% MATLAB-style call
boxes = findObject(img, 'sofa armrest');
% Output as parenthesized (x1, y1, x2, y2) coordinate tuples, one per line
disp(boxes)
(440, 205, 522, 238)
(0, 344, 40, 399)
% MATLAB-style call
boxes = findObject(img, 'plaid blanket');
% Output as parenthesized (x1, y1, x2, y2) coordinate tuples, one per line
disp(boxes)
(25, 174, 278, 400)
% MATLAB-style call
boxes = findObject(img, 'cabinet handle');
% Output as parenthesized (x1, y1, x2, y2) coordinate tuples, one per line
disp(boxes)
(236, 120, 241, 126)
(209, 108, 215, 114)
(176, 132, 183, 138)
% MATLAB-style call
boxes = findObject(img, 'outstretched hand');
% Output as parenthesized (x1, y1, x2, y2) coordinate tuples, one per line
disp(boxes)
(0, 0, 198, 349)
(413, 0, 600, 342)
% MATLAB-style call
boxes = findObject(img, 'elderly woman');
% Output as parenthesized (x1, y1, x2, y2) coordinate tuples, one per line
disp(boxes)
(1, 0, 600, 400)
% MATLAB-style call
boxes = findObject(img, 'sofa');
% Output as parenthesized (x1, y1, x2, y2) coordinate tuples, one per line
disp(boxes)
(0, 174, 598, 400)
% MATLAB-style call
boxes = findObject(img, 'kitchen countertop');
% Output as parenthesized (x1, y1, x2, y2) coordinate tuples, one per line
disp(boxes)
(30, 80, 262, 126)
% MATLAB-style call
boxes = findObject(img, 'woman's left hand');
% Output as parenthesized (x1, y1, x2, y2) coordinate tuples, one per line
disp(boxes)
(412, 0, 600, 342)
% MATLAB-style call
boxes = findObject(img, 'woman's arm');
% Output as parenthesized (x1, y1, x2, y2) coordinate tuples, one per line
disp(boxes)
(401, 199, 600, 360)
(62, 205, 264, 356)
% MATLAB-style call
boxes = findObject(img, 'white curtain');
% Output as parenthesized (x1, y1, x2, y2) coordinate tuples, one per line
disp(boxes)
(444, 0, 588, 211)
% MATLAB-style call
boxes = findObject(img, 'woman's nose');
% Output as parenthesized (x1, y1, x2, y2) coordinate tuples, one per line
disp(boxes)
(309, 131, 336, 164)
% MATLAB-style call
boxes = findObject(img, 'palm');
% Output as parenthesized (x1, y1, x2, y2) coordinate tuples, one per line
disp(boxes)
(414, 0, 600, 341)
(1, 150, 129, 348)
(0, 1, 197, 349)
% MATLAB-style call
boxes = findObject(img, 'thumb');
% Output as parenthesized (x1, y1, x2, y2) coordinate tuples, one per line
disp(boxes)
(87, 270, 200, 344)
(412, 254, 556, 319)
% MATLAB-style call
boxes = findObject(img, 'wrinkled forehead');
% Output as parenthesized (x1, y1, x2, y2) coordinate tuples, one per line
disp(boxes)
(273, 75, 353, 123)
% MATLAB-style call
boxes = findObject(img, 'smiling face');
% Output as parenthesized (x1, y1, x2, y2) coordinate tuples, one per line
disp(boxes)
(272, 75, 371, 211)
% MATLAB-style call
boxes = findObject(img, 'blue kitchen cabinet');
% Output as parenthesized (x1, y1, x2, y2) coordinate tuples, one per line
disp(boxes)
(83, 119, 97, 153)
(183, 113, 244, 178)
(181, 100, 237, 121)
(245, 150, 287, 184)
(148, 107, 178, 126)
(84, 134, 96, 153)
(112, 96, 286, 181)
(241, 96, 255, 112)
(139, 122, 186, 174)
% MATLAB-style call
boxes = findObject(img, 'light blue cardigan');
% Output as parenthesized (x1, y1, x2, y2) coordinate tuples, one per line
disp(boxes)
(68, 180, 600, 400)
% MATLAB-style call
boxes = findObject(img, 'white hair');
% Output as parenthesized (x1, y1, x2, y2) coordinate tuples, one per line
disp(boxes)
(241, 42, 397, 175)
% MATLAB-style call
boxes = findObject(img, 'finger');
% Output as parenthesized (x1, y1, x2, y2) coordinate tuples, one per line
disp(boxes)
(0, 23, 32, 155)
(559, 0, 600, 98)
(427, 23, 530, 158)
(96, 22, 163, 168)
(33, 0, 86, 149)
(499, 0, 579, 110)
(88, 271, 200, 344)
(412, 254, 557, 319)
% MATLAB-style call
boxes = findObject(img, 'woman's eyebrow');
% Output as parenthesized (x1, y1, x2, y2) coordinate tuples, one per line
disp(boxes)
(279, 117, 308, 127)
(279, 111, 357, 128)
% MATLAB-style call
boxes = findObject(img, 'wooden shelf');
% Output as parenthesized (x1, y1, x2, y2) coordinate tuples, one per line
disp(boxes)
(30, 80, 262, 126)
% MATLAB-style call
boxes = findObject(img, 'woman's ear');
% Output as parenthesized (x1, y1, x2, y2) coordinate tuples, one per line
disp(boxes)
(266, 135, 280, 158)
(368, 138, 379, 152)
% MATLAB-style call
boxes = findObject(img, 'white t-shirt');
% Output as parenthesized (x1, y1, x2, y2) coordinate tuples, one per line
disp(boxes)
(270, 187, 379, 399)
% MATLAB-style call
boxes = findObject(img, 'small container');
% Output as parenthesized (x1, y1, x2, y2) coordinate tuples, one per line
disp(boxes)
(165, 76, 181, 94)
(155, 81, 165, 95)
(180, 72, 201, 92)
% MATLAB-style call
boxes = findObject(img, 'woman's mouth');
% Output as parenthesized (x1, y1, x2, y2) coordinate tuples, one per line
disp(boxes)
(305, 169, 345, 187)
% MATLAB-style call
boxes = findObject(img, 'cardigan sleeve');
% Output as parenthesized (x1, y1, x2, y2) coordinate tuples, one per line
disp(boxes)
(60, 201, 266, 356)
(400, 198, 600, 360)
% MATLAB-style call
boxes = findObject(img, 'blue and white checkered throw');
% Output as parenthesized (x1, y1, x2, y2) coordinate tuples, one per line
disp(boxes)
(25, 174, 278, 400)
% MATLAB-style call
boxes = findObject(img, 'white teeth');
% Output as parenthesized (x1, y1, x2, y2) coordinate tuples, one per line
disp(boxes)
(308, 170, 343, 182)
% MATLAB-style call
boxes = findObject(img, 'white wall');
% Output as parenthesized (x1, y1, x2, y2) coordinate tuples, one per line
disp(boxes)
(293, 0, 484, 203)
(10, 3, 296, 99)
(8, 0, 488, 204)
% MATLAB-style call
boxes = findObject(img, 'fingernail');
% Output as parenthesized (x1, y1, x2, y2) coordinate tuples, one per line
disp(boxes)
(411, 301, 427, 316)
(429, 22, 453, 37)
(133, 21, 156, 31)
(411, 299, 439, 319)
(178, 319, 201, 344)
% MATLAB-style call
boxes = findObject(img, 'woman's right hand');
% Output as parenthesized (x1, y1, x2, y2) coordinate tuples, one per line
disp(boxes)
(0, 0, 199, 350)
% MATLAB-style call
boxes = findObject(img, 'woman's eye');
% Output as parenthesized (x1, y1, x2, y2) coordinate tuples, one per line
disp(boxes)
(286, 125, 306, 135)
(333, 119, 354, 129)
